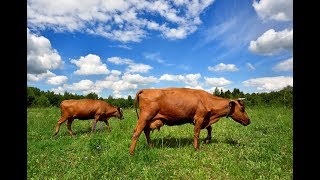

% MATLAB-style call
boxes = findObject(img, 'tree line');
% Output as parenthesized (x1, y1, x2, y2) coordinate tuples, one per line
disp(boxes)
(27, 86, 293, 108)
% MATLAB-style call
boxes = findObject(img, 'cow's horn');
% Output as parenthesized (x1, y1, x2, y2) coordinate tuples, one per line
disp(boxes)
(238, 98, 246, 100)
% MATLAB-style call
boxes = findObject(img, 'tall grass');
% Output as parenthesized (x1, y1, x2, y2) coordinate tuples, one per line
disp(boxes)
(27, 106, 292, 179)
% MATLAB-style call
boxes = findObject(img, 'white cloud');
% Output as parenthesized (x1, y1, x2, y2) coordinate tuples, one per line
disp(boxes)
(242, 76, 293, 92)
(272, 57, 293, 71)
(208, 63, 239, 72)
(253, 0, 293, 21)
(112, 80, 138, 92)
(27, 28, 63, 74)
(185, 85, 204, 90)
(246, 63, 256, 71)
(66, 79, 95, 91)
(27, 70, 55, 82)
(107, 57, 133, 65)
(204, 77, 232, 87)
(27, 0, 215, 42)
(108, 56, 152, 73)
(122, 74, 158, 85)
(159, 73, 201, 86)
(51, 86, 66, 94)
(249, 28, 293, 55)
(71, 54, 110, 75)
(126, 64, 153, 74)
(105, 70, 122, 81)
(46, 75, 68, 85)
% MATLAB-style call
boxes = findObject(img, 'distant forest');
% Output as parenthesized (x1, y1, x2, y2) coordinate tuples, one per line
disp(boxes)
(27, 86, 293, 108)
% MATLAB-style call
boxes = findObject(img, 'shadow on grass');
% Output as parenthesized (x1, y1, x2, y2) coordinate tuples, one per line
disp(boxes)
(148, 136, 243, 148)
(52, 126, 111, 138)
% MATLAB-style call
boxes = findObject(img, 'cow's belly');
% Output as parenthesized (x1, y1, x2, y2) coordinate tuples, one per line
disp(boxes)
(153, 113, 195, 126)
(162, 118, 194, 126)
(73, 113, 95, 120)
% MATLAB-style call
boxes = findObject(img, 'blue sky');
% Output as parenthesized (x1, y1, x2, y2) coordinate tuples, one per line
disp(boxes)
(27, 0, 293, 98)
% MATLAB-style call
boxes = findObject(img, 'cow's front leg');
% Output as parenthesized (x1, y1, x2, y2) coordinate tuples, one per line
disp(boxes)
(104, 120, 111, 132)
(144, 127, 152, 147)
(204, 126, 212, 144)
(193, 120, 202, 150)
(91, 115, 100, 132)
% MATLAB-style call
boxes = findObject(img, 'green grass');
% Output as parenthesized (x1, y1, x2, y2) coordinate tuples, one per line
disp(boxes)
(27, 106, 293, 179)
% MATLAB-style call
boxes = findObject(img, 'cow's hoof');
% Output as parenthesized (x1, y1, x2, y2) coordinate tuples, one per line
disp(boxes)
(204, 139, 211, 144)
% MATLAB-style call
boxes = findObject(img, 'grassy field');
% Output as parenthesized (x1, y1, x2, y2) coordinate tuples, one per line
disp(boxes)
(27, 106, 293, 179)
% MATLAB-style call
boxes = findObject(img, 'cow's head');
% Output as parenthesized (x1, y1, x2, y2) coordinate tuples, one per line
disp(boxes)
(116, 107, 124, 120)
(227, 98, 250, 126)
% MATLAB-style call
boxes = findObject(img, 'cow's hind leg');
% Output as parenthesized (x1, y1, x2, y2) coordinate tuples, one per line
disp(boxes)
(66, 118, 75, 136)
(204, 126, 212, 144)
(54, 116, 68, 136)
(130, 113, 153, 155)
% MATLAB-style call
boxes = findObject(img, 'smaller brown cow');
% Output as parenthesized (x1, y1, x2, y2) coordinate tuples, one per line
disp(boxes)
(54, 99, 124, 136)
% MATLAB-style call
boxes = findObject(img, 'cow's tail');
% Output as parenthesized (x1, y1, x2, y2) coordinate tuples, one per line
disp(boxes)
(134, 89, 143, 119)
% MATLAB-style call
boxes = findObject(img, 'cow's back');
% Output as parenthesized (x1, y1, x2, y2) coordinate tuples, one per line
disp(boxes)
(60, 99, 106, 119)
(138, 88, 212, 120)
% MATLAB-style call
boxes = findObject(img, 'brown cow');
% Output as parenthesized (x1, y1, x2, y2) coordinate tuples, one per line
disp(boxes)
(54, 99, 124, 136)
(129, 87, 250, 155)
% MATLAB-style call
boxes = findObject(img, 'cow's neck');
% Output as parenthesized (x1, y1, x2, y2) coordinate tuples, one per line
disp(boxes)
(211, 99, 231, 119)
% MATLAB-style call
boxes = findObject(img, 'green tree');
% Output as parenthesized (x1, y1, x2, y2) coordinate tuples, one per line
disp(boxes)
(33, 95, 50, 107)
(45, 91, 61, 107)
(86, 92, 98, 99)
(27, 87, 36, 107)
(213, 87, 220, 96)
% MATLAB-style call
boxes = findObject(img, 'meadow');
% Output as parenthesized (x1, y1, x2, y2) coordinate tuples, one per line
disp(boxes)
(27, 106, 293, 179)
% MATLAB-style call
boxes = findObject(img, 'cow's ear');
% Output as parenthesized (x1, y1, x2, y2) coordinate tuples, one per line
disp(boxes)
(229, 101, 236, 108)
(237, 99, 244, 106)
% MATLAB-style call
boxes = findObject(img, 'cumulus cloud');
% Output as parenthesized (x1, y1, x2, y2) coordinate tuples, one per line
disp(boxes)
(71, 54, 110, 75)
(242, 76, 293, 92)
(27, 0, 214, 42)
(107, 56, 152, 73)
(249, 28, 293, 55)
(46, 75, 68, 85)
(57, 73, 159, 98)
(126, 64, 153, 74)
(122, 74, 158, 85)
(159, 73, 201, 86)
(253, 0, 293, 21)
(27, 28, 63, 75)
(272, 57, 293, 72)
(66, 80, 95, 91)
(208, 63, 239, 72)
(105, 70, 122, 81)
(204, 77, 232, 87)
(27, 70, 55, 82)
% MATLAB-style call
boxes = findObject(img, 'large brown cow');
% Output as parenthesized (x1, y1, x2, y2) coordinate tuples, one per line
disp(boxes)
(129, 88, 251, 155)
(54, 99, 124, 136)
